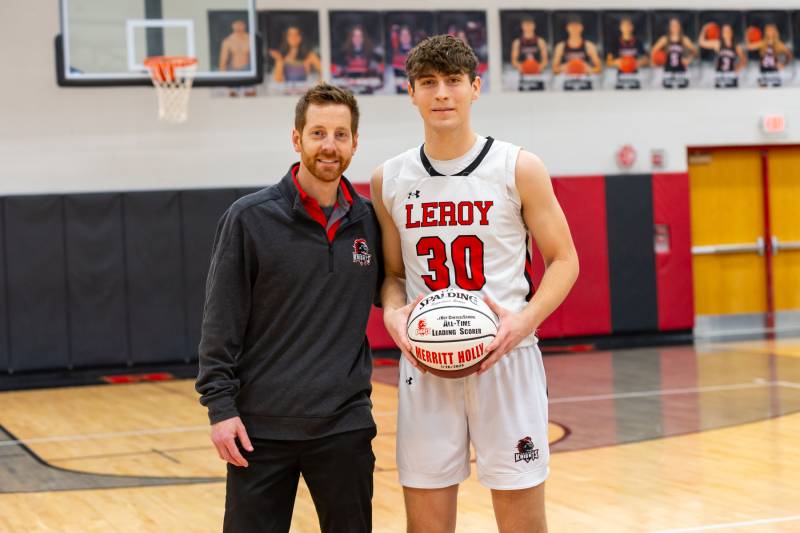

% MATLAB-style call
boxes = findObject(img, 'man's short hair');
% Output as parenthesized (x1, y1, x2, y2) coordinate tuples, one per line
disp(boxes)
(404, 35, 478, 88)
(294, 82, 359, 135)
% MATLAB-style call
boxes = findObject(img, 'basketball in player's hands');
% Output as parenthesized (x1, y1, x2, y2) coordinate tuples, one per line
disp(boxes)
(705, 23, 720, 40)
(747, 26, 762, 43)
(521, 58, 541, 75)
(653, 50, 667, 67)
(566, 58, 587, 75)
(619, 56, 637, 73)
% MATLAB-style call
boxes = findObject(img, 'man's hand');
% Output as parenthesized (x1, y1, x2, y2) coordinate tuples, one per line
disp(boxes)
(478, 297, 537, 375)
(383, 294, 425, 373)
(211, 416, 253, 467)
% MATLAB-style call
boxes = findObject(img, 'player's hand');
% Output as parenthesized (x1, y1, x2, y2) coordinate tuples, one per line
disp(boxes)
(479, 296, 537, 375)
(268, 49, 282, 61)
(384, 294, 426, 373)
(682, 57, 691, 68)
(210, 416, 253, 467)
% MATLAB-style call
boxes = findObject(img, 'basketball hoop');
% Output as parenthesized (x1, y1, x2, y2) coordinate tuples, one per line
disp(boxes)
(144, 56, 197, 123)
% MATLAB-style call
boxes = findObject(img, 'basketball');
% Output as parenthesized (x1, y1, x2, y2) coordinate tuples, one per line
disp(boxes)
(566, 58, 587, 75)
(705, 23, 720, 40)
(653, 50, 667, 67)
(521, 57, 541, 75)
(407, 288, 498, 378)
(619, 56, 637, 73)
(747, 26, 762, 43)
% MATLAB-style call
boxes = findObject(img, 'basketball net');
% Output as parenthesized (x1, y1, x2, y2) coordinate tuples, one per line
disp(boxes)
(144, 56, 197, 123)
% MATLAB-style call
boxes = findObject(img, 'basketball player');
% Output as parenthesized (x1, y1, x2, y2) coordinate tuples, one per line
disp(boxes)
(552, 16, 602, 91)
(219, 20, 251, 72)
(510, 17, 549, 91)
(390, 25, 417, 94)
(698, 22, 746, 88)
(371, 35, 578, 532)
(606, 18, 647, 73)
(747, 23, 793, 87)
(197, 83, 381, 533)
(651, 17, 697, 88)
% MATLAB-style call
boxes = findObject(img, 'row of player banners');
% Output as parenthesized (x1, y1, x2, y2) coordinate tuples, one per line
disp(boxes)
(243, 9, 800, 94)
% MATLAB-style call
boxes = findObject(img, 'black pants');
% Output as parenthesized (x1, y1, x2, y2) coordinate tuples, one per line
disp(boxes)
(223, 427, 376, 533)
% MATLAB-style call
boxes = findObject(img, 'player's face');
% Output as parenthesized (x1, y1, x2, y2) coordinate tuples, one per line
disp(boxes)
(521, 20, 535, 37)
(400, 28, 412, 46)
(352, 28, 364, 47)
(620, 19, 633, 36)
(409, 71, 480, 132)
(722, 25, 733, 42)
(765, 24, 778, 41)
(293, 104, 358, 182)
(232, 20, 246, 34)
(669, 19, 682, 36)
(286, 27, 302, 48)
(567, 21, 583, 38)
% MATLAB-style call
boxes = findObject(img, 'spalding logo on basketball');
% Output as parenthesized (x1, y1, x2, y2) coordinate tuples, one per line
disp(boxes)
(407, 288, 499, 378)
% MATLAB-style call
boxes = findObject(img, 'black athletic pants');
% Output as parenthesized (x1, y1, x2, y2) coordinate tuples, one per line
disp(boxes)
(223, 427, 376, 533)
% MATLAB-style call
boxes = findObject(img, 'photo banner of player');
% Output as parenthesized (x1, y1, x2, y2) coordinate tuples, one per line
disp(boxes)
(437, 11, 490, 88)
(650, 11, 699, 89)
(602, 11, 649, 90)
(329, 11, 386, 94)
(258, 11, 321, 95)
(385, 12, 436, 94)
(500, 10, 551, 92)
(697, 11, 745, 89)
(744, 10, 794, 88)
(552, 11, 603, 91)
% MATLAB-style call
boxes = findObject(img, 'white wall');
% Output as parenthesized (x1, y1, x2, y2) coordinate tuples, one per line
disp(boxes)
(1, 0, 798, 195)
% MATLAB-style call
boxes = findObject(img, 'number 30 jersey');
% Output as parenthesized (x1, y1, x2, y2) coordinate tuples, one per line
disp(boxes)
(382, 135, 537, 348)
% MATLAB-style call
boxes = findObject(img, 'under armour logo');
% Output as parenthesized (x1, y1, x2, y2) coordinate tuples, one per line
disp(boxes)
(407, 190, 420, 199)
(406, 377, 413, 385)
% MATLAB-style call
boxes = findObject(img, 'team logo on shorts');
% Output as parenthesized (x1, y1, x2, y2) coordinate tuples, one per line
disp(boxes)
(352, 238, 372, 266)
(514, 436, 540, 463)
(415, 319, 431, 337)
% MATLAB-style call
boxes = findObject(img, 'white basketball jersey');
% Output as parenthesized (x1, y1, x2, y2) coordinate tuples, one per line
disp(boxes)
(383, 135, 537, 347)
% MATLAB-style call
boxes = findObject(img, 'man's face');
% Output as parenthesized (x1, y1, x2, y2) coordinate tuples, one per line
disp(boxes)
(232, 20, 246, 34)
(292, 104, 357, 182)
(409, 70, 480, 131)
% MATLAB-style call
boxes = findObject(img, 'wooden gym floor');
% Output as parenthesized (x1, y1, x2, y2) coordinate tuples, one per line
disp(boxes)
(1, 337, 799, 532)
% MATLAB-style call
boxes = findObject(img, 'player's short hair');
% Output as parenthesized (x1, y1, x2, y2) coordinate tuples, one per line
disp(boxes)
(294, 82, 359, 135)
(404, 35, 478, 88)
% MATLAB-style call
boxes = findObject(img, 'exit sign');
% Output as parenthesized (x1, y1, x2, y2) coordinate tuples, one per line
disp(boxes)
(761, 114, 786, 135)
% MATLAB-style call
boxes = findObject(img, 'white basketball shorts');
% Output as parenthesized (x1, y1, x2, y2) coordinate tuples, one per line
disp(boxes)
(396, 343, 549, 490)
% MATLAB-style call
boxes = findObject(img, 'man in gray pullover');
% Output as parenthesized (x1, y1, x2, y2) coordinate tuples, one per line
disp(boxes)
(196, 83, 381, 533)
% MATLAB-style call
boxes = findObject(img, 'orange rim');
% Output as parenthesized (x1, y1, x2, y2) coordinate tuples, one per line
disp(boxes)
(144, 56, 197, 83)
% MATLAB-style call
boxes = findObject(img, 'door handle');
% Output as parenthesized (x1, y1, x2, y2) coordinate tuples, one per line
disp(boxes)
(772, 236, 800, 255)
(692, 237, 765, 256)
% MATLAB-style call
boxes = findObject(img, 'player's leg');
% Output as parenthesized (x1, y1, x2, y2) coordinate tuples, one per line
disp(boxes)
(491, 483, 547, 533)
(301, 427, 376, 533)
(397, 358, 470, 533)
(223, 438, 300, 533)
(404, 484, 459, 533)
(467, 344, 550, 531)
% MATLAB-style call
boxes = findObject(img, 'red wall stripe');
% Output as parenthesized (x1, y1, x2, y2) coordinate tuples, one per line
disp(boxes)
(652, 173, 694, 330)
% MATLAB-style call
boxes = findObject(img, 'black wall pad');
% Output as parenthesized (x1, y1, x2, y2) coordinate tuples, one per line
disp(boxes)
(4, 196, 70, 371)
(180, 189, 237, 360)
(123, 192, 187, 363)
(235, 187, 263, 200)
(64, 194, 129, 367)
(0, 200, 9, 372)
(605, 175, 659, 333)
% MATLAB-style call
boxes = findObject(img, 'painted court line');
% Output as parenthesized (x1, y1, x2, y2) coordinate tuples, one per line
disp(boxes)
(1, 382, 797, 448)
(649, 514, 800, 532)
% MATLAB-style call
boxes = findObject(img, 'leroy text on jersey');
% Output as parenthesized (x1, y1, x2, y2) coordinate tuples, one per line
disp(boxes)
(405, 201, 494, 228)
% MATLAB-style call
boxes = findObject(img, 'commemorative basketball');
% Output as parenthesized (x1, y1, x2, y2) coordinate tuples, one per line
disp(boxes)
(407, 288, 499, 378)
